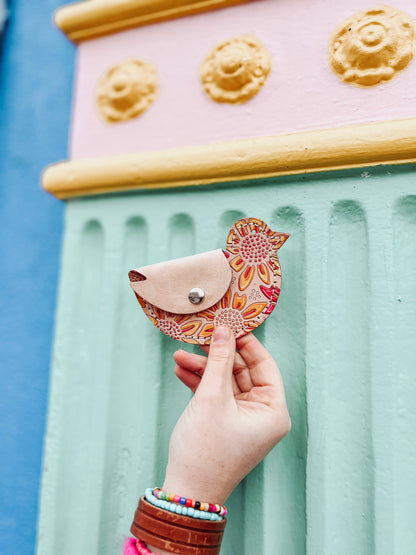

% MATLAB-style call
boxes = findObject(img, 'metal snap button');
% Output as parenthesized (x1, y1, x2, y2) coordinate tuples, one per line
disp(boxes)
(188, 287, 205, 304)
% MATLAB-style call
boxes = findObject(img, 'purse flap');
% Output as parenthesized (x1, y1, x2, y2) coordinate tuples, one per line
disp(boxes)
(129, 249, 232, 314)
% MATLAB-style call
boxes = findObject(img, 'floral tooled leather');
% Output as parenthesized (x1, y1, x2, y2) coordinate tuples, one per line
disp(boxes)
(130, 218, 289, 344)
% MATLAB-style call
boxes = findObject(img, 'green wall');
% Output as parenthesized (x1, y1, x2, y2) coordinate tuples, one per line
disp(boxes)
(38, 165, 416, 554)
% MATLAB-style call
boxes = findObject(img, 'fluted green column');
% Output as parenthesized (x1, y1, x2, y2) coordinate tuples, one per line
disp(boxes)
(38, 165, 416, 555)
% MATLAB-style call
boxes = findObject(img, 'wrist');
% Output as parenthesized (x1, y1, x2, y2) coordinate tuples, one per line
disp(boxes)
(162, 472, 229, 506)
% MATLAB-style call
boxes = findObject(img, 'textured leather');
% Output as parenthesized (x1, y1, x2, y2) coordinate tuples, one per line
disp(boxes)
(130, 249, 231, 314)
(129, 218, 289, 344)
(130, 497, 226, 555)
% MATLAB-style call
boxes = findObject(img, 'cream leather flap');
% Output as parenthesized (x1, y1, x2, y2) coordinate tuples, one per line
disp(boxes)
(129, 249, 232, 314)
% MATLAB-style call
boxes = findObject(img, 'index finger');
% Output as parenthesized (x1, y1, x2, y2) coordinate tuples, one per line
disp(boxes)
(236, 333, 285, 392)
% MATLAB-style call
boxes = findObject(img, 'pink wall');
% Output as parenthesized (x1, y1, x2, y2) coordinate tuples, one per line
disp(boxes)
(70, 0, 416, 159)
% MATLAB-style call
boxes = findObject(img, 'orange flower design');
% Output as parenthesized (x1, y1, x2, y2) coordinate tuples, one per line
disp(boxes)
(144, 307, 202, 342)
(227, 218, 288, 291)
(196, 289, 267, 340)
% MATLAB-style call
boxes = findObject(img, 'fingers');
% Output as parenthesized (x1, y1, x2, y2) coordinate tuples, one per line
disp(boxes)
(174, 364, 201, 393)
(198, 326, 235, 397)
(232, 355, 255, 393)
(173, 350, 208, 375)
(176, 348, 253, 394)
(236, 333, 286, 398)
(174, 331, 287, 418)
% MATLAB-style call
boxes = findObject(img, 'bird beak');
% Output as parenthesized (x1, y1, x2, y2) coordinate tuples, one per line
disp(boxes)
(128, 270, 147, 282)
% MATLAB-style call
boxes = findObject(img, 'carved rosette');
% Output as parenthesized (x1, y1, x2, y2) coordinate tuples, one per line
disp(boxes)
(329, 5, 416, 87)
(96, 59, 158, 123)
(200, 34, 272, 103)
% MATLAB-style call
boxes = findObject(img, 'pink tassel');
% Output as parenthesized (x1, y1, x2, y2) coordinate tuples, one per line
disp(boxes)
(123, 537, 139, 555)
(123, 537, 159, 555)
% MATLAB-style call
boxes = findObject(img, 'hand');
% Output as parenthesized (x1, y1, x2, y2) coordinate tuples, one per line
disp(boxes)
(162, 326, 291, 505)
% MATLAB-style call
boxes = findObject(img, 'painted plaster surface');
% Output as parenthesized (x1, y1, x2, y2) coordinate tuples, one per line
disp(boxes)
(38, 167, 416, 554)
(96, 58, 158, 122)
(328, 5, 416, 87)
(200, 34, 272, 103)
(0, 1, 73, 554)
(71, 0, 416, 159)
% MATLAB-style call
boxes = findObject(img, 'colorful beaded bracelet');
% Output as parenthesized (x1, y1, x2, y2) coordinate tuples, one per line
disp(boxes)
(145, 488, 224, 521)
(152, 487, 227, 517)
(124, 537, 160, 555)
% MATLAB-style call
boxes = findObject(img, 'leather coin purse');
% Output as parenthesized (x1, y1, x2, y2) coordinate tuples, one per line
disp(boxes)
(128, 217, 289, 344)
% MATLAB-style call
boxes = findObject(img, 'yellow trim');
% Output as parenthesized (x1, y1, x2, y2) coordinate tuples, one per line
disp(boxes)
(42, 118, 416, 199)
(54, 0, 252, 43)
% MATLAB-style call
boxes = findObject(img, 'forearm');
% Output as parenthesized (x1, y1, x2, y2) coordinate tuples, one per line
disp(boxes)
(126, 329, 290, 554)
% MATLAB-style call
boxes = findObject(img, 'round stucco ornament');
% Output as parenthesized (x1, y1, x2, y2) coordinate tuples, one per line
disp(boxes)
(96, 58, 158, 123)
(200, 34, 272, 103)
(329, 5, 416, 87)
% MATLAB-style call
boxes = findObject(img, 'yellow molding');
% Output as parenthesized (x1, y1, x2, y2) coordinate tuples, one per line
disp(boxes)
(42, 118, 416, 199)
(54, 0, 252, 43)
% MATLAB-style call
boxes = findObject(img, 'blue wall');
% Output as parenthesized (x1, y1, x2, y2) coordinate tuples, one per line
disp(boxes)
(0, 1, 73, 553)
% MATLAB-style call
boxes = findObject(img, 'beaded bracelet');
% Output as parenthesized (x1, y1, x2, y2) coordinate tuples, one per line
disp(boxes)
(124, 537, 160, 555)
(145, 488, 224, 521)
(131, 496, 226, 554)
(152, 487, 227, 517)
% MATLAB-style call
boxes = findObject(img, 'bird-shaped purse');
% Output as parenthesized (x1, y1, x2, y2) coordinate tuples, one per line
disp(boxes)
(128, 217, 289, 344)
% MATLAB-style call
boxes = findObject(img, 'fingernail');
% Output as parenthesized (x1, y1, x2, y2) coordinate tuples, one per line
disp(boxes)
(213, 326, 231, 344)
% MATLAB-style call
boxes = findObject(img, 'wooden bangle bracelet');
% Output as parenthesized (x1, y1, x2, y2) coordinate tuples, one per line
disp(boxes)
(131, 497, 226, 555)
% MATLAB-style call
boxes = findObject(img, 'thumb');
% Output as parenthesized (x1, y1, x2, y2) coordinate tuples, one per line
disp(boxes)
(199, 326, 235, 397)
